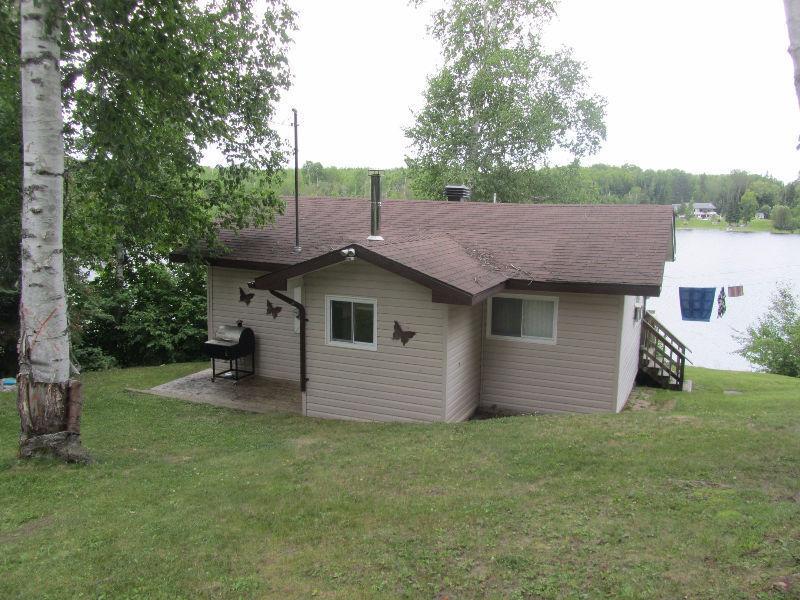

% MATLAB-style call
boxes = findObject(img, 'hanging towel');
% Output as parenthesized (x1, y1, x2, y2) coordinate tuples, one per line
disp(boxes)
(717, 287, 727, 318)
(679, 287, 716, 321)
(727, 285, 744, 298)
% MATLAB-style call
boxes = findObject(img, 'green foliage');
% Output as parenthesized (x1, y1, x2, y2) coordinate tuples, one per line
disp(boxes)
(2, 1, 296, 271)
(69, 260, 207, 370)
(747, 178, 783, 208)
(277, 162, 795, 214)
(0, 1, 20, 293)
(0, 3, 19, 377)
(0, 288, 17, 376)
(738, 189, 758, 223)
(1, 1, 296, 372)
(771, 205, 795, 230)
(405, 0, 606, 201)
(282, 163, 417, 199)
(59, 0, 296, 264)
(738, 285, 800, 377)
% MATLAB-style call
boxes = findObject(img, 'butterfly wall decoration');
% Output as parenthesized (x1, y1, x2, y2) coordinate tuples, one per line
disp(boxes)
(239, 287, 255, 306)
(392, 321, 416, 346)
(266, 300, 282, 319)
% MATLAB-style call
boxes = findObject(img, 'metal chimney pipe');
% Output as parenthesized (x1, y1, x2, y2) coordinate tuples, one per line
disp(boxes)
(367, 170, 383, 241)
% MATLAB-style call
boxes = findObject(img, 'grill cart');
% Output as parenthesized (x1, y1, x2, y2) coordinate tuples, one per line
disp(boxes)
(203, 321, 255, 382)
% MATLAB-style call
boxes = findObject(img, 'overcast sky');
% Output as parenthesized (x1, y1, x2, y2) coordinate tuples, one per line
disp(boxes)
(206, 0, 800, 182)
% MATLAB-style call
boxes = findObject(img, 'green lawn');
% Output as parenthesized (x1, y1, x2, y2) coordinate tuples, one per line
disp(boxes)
(676, 217, 793, 233)
(1, 364, 799, 599)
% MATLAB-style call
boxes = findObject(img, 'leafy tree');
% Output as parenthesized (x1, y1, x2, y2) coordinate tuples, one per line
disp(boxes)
(12, 0, 295, 462)
(61, 1, 295, 266)
(739, 190, 758, 223)
(405, 0, 606, 201)
(738, 284, 800, 377)
(747, 178, 782, 208)
(70, 261, 207, 370)
(301, 161, 325, 187)
(683, 201, 694, 219)
(783, 180, 800, 207)
(0, 3, 20, 377)
(772, 205, 795, 230)
(623, 185, 648, 204)
(0, 2, 19, 294)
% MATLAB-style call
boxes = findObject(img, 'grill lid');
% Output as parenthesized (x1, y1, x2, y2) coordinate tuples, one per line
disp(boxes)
(213, 325, 247, 344)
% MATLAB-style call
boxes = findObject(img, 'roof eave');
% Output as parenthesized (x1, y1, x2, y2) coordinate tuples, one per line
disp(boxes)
(170, 250, 289, 272)
(505, 279, 662, 297)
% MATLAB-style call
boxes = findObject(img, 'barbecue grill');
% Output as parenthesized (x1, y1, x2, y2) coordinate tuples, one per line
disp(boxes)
(203, 321, 255, 381)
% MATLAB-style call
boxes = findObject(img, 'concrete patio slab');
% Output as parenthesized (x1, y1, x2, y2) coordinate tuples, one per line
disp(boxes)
(131, 368, 302, 415)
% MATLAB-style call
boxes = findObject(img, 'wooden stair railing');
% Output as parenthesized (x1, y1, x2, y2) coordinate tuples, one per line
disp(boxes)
(639, 312, 691, 390)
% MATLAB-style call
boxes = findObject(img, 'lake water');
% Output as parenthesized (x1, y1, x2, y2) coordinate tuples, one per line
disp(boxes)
(647, 230, 800, 371)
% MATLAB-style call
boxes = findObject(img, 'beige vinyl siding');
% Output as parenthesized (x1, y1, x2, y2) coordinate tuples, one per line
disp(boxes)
(304, 259, 446, 422)
(615, 295, 642, 412)
(444, 304, 483, 422)
(481, 291, 622, 414)
(209, 267, 300, 382)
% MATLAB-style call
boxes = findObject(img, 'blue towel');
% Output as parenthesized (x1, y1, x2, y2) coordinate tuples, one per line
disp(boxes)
(679, 287, 716, 321)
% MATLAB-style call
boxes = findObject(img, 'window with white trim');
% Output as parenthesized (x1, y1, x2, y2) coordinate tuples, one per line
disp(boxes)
(488, 295, 557, 343)
(325, 295, 377, 350)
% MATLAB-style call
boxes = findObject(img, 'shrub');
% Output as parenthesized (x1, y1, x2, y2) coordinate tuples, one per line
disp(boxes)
(737, 284, 800, 377)
(0, 288, 18, 376)
(70, 260, 207, 370)
(771, 205, 794, 230)
(72, 344, 117, 371)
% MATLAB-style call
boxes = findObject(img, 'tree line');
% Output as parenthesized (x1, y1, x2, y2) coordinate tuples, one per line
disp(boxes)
(284, 162, 799, 221)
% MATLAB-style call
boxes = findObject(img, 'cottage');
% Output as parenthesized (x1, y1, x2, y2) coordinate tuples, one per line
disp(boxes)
(672, 202, 718, 219)
(173, 179, 677, 422)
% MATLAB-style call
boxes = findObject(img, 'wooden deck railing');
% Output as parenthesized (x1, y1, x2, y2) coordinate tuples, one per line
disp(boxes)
(639, 312, 690, 390)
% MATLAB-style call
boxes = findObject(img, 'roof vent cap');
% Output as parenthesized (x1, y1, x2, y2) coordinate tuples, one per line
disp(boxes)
(444, 185, 470, 202)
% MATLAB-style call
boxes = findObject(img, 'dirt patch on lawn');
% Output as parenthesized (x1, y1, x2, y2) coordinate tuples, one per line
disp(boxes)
(626, 388, 677, 412)
(291, 436, 321, 449)
(660, 414, 699, 424)
(0, 515, 54, 545)
(163, 454, 194, 464)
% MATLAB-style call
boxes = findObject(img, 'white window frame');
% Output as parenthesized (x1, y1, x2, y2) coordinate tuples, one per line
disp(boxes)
(486, 294, 558, 345)
(325, 294, 378, 351)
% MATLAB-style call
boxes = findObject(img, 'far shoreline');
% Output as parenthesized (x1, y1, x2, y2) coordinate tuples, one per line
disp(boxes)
(675, 218, 798, 234)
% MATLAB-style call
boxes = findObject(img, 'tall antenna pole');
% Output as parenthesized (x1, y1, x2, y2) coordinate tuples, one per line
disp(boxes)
(292, 108, 301, 252)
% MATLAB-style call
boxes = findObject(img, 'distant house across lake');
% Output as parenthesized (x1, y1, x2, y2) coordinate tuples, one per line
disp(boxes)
(672, 202, 718, 220)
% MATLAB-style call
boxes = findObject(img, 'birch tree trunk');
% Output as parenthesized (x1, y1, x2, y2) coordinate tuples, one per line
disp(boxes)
(18, 0, 88, 463)
(786, 0, 800, 110)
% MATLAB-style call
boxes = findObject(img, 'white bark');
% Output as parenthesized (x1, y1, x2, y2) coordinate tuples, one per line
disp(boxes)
(19, 0, 70, 384)
(786, 0, 800, 110)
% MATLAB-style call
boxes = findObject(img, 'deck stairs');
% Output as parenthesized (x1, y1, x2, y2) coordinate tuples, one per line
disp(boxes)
(638, 312, 690, 391)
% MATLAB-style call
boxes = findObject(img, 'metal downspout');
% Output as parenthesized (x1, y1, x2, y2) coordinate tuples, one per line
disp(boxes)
(268, 289, 308, 394)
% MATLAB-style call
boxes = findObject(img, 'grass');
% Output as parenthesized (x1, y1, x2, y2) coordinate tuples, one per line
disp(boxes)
(676, 217, 795, 233)
(1, 364, 799, 599)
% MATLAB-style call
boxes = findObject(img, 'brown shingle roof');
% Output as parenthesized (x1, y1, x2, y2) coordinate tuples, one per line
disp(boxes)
(174, 197, 675, 302)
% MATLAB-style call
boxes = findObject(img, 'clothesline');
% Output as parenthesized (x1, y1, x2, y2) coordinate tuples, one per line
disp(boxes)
(661, 278, 797, 289)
